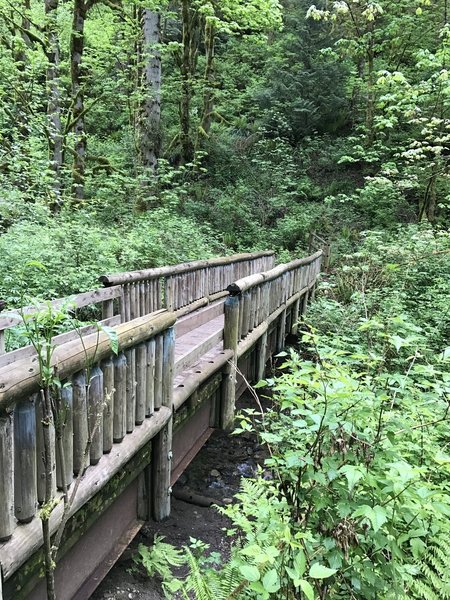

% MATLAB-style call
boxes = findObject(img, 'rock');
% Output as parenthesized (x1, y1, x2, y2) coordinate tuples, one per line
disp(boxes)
(209, 480, 224, 489)
(178, 472, 188, 485)
(223, 497, 233, 505)
(210, 469, 221, 477)
(236, 462, 255, 478)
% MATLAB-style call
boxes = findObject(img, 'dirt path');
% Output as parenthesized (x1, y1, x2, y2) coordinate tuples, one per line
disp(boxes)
(92, 398, 265, 600)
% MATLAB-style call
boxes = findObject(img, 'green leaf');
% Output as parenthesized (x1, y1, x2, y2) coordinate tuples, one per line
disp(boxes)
(309, 563, 337, 579)
(99, 324, 119, 355)
(26, 260, 47, 272)
(254, 379, 267, 389)
(262, 568, 280, 593)
(410, 537, 426, 559)
(239, 564, 260, 582)
(299, 579, 315, 599)
(339, 465, 364, 491)
(389, 334, 405, 352)
(352, 505, 387, 532)
(294, 549, 306, 576)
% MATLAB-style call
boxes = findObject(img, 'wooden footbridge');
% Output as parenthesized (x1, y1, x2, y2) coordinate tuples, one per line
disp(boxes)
(0, 249, 322, 600)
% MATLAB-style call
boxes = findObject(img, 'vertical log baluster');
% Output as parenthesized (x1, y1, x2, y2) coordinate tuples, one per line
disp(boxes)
(73, 370, 88, 475)
(113, 352, 127, 443)
(145, 339, 156, 416)
(125, 348, 136, 433)
(89, 365, 104, 465)
(135, 343, 147, 425)
(0, 413, 14, 540)
(101, 357, 114, 453)
(154, 334, 163, 410)
(14, 396, 37, 523)
(56, 384, 73, 490)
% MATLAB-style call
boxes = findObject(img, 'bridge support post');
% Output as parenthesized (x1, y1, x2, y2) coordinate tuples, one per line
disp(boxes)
(151, 417, 173, 521)
(276, 309, 286, 353)
(256, 331, 268, 382)
(301, 290, 309, 316)
(151, 326, 175, 521)
(0, 414, 13, 542)
(221, 295, 240, 430)
(291, 298, 301, 336)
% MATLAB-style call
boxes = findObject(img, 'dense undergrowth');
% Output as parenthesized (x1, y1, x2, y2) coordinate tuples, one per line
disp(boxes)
(136, 227, 450, 599)
(1, 0, 450, 597)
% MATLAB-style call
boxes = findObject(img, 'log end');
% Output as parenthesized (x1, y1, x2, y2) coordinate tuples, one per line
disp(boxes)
(227, 283, 241, 296)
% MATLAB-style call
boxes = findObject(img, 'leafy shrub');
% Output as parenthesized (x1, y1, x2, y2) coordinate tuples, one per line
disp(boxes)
(0, 208, 221, 305)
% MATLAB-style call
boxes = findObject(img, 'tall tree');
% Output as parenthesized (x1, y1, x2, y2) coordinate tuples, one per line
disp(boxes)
(176, 0, 282, 163)
(70, 0, 98, 201)
(44, 0, 63, 208)
(140, 8, 162, 178)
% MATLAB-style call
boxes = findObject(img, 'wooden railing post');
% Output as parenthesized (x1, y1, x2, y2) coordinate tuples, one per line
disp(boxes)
(89, 365, 104, 465)
(73, 370, 88, 475)
(57, 384, 74, 490)
(0, 413, 13, 541)
(14, 396, 37, 524)
(152, 326, 175, 521)
(256, 331, 268, 382)
(323, 242, 331, 272)
(113, 352, 127, 443)
(101, 358, 114, 453)
(221, 295, 240, 430)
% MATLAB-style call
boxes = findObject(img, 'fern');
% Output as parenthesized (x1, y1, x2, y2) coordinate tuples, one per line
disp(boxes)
(160, 545, 245, 600)
(134, 535, 185, 581)
(407, 535, 450, 600)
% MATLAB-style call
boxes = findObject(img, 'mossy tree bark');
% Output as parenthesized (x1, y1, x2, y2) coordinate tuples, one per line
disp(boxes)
(140, 9, 161, 181)
(45, 0, 63, 210)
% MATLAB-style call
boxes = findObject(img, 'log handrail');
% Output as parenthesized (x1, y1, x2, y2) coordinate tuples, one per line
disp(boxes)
(0, 310, 175, 412)
(309, 231, 331, 271)
(221, 250, 323, 428)
(226, 250, 323, 295)
(0, 286, 123, 331)
(99, 251, 275, 285)
(0, 252, 275, 357)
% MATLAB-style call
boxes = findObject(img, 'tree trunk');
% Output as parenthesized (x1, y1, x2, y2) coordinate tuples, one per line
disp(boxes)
(140, 9, 161, 179)
(10, 0, 32, 191)
(200, 20, 215, 138)
(70, 0, 89, 201)
(180, 0, 194, 163)
(365, 24, 375, 147)
(45, 0, 63, 210)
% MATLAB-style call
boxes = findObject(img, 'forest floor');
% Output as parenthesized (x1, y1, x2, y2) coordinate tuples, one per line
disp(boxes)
(91, 395, 266, 600)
